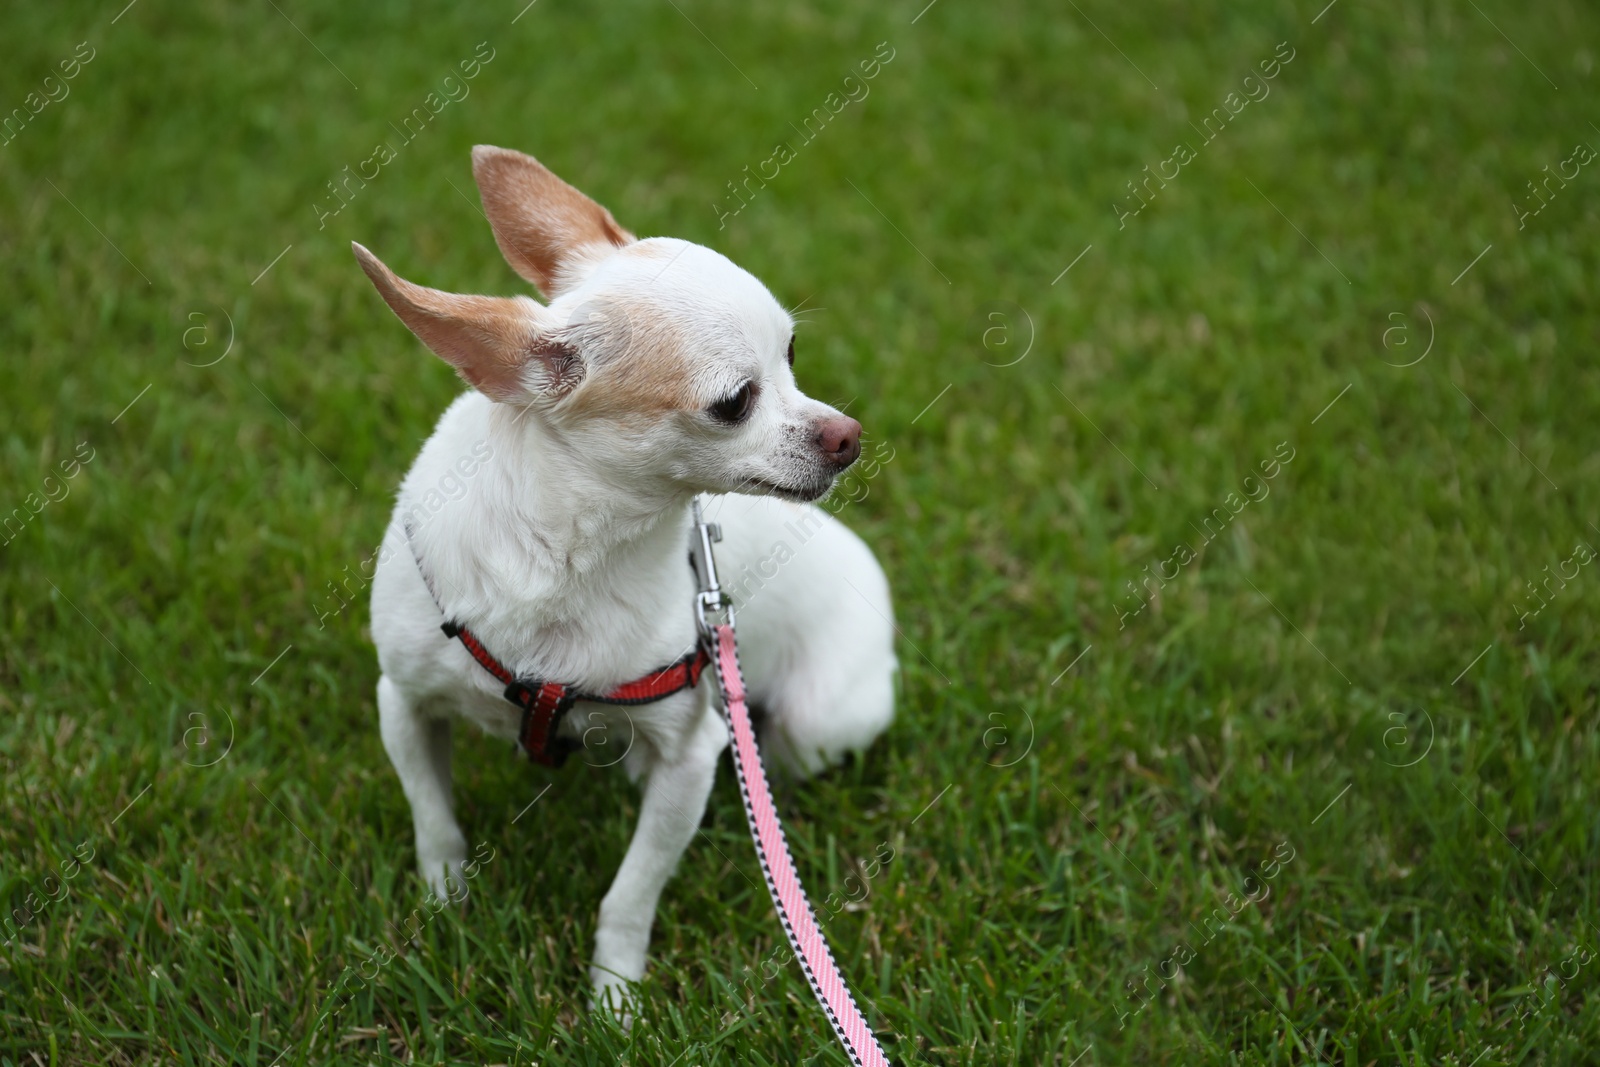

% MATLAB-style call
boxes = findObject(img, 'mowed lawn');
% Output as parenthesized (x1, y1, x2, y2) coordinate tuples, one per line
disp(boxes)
(2, 0, 1598, 1063)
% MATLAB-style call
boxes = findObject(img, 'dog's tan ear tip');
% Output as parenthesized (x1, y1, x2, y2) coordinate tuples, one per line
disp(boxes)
(472, 144, 522, 171)
(350, 242, 389, 280)
(352, 244, 414, 312)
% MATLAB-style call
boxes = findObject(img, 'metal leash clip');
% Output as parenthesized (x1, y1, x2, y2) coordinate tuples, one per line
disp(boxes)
(690, 498, 735, 642)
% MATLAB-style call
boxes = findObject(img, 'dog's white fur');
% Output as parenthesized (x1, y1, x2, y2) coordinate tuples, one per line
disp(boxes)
(359, 146, 895, 1013)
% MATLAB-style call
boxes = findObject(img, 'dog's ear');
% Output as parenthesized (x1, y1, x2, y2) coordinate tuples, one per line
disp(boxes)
(353, 243, 582, 402)
(471, 145, 635, 299)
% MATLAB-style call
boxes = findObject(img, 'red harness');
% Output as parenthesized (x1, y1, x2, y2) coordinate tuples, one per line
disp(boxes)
(439, 618, 708, 767)
(406, 524, 709, 767)
(441, 617, 710, 767)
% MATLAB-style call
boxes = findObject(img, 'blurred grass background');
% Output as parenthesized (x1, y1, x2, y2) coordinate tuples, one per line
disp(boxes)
(1, 0, 1597, 1063)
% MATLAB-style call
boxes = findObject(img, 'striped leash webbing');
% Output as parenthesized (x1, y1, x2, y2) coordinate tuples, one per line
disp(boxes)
(692, 502, 891, 1067)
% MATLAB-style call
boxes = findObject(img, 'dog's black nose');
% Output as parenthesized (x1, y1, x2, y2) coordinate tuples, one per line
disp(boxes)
(815, 415, 862, 469)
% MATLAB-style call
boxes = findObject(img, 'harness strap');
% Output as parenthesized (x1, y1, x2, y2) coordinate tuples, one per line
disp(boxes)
(504, 677, 578, 768)
(440, 620, 514, 686)
(704, 622, 892, 1066)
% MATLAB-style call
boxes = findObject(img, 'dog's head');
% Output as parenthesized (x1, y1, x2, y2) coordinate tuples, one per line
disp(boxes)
(353, 146, 860, 503)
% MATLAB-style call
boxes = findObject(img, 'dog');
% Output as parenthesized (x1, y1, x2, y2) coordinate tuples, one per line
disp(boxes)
(355, 146, 896, 1014)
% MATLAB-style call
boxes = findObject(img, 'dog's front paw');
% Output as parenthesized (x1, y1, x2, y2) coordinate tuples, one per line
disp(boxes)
(421, 859, 470, 904)
(417, 843, 470, 905)
(589, 970, 638, 1029)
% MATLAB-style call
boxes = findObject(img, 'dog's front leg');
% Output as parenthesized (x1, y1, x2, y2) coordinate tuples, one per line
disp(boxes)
(378, 675, 467, 900)
(590, 702, 727, 1020)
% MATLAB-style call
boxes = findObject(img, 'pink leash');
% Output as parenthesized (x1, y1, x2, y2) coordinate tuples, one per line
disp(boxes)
(692, 504, 892, 1067)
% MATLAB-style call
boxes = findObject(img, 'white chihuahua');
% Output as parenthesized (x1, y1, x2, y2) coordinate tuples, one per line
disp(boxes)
(356, 146, 896, 1012)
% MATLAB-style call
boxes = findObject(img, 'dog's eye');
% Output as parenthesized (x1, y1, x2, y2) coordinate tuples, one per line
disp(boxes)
(707, 382, 756, 425)
(786, 337, 795, 367)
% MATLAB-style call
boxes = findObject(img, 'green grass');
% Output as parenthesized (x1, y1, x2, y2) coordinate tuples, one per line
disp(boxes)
(2, 0, 1598, 1063)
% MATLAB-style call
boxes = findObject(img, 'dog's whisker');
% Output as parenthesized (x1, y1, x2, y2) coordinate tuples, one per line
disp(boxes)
(786, 293, 822, 316)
